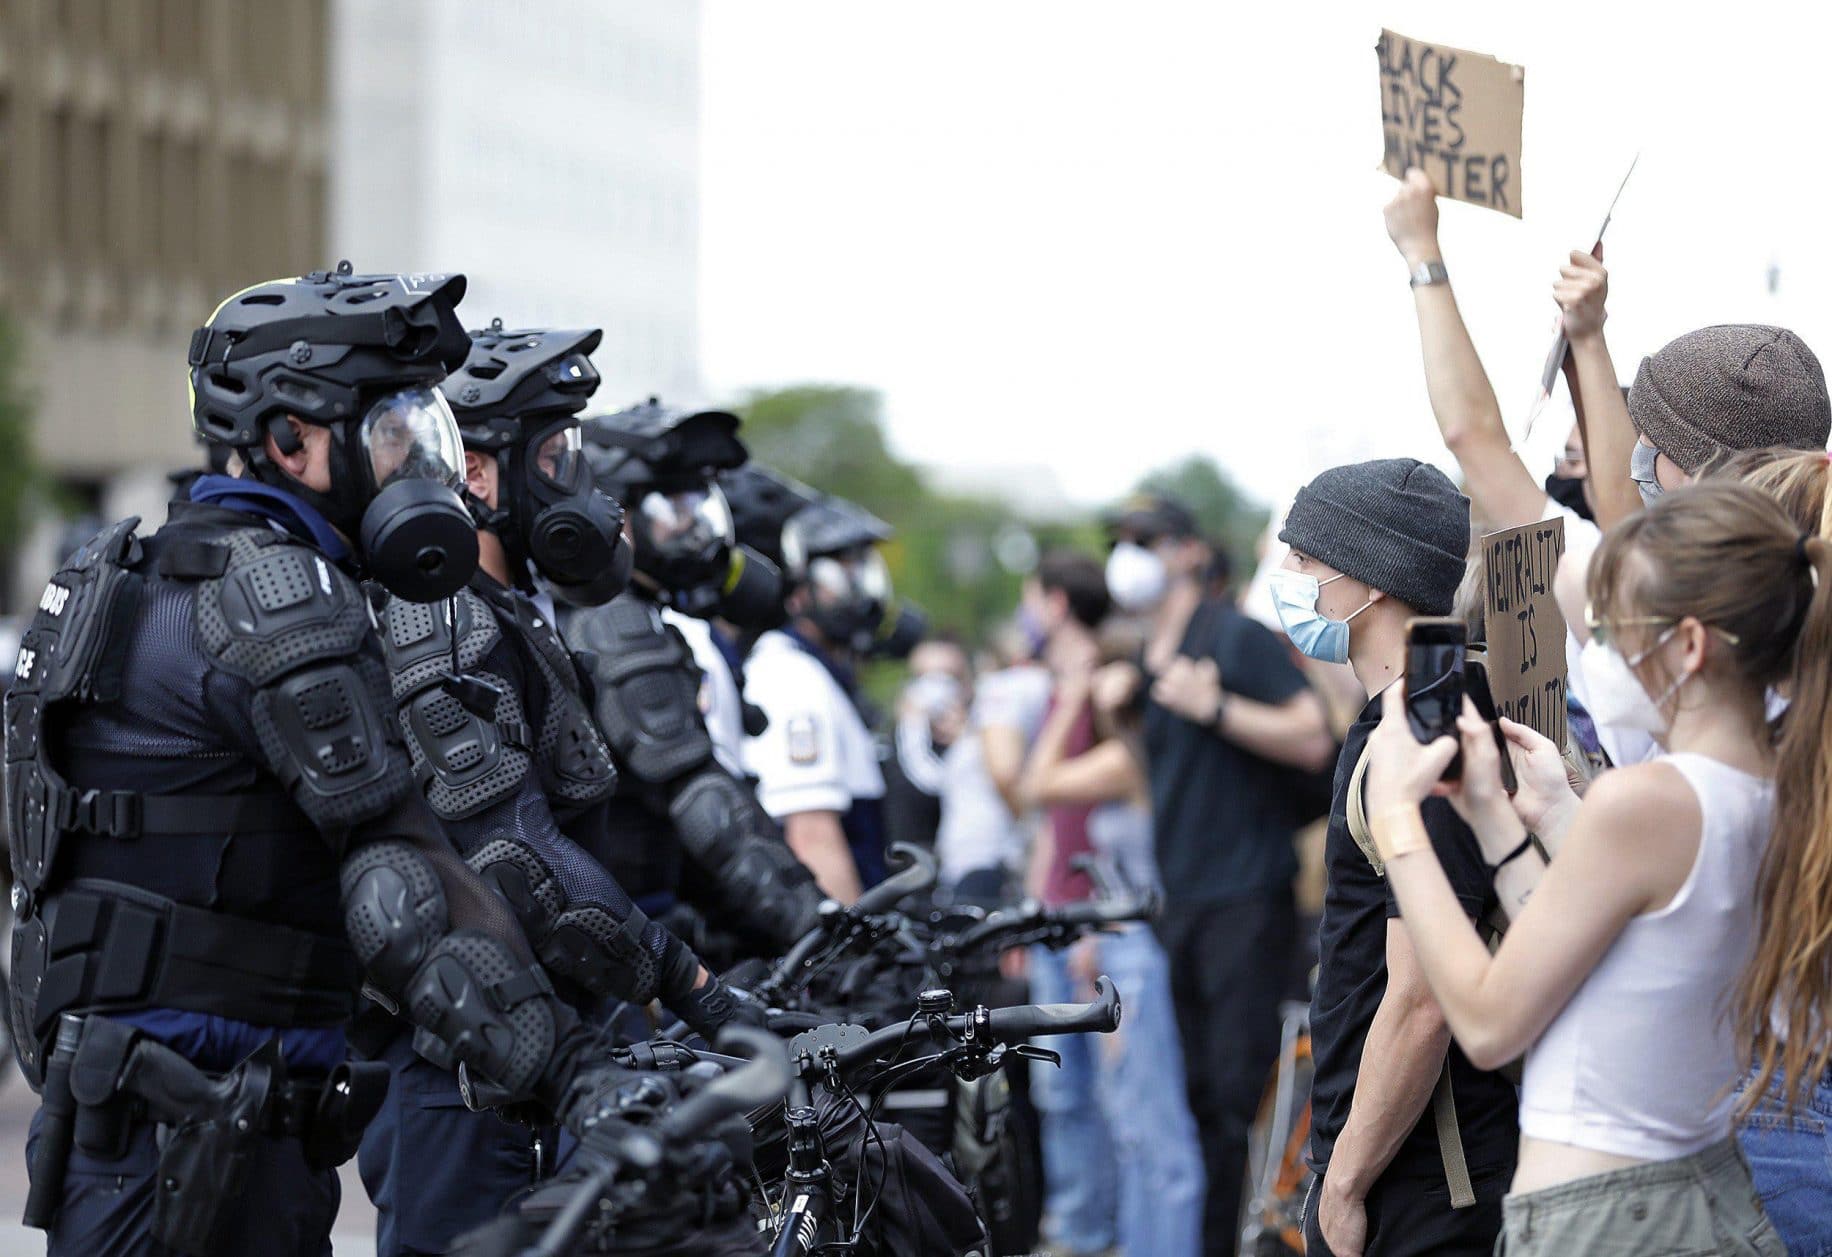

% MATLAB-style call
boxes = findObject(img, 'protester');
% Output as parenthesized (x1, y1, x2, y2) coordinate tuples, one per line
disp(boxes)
(1696, 447, 1832, 1251)
(1363, 480, 1817, 1255)
(933, 630, 1052, 905)
(1015, 548, 1119, 1256)
(1019, 656, 1205, 1257)
(883, 637, 973, 853)
(1274, 458, 1517, 1256)
(1103, 494, 1333, 1255)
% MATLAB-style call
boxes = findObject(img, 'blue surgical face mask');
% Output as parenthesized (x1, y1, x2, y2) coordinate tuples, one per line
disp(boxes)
(1629, 441, 1665, 506)
(1269, 568, 1372, 665)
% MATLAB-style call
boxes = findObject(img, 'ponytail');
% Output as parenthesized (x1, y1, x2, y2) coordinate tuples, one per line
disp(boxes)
(1741, 530, 1832, 1111)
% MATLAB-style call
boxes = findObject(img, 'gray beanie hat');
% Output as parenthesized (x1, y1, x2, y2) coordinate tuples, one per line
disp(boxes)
(1629, 324, 1831, 473)
(1279, 458, 1469, 615)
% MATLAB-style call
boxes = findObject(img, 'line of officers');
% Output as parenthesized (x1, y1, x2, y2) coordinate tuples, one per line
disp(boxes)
(5, 266, 922, 1256)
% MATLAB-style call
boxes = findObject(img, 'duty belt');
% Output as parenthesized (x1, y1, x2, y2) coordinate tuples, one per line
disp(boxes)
(25, 1014, 389, 1253)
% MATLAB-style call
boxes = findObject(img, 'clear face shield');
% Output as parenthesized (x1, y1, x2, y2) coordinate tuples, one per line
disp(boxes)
(529, 421, 586, 494)
(635, 484, 734, 566)
(359, 385, 466, 492)
(351, 385, 478, 602)
(807, 548, 890, 609)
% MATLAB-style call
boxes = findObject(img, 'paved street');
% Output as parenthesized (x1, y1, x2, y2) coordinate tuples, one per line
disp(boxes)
(0, 1073, 378, 1256)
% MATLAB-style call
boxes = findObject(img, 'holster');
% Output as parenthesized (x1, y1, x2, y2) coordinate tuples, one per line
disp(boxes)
(37, 1017, 388, 1255)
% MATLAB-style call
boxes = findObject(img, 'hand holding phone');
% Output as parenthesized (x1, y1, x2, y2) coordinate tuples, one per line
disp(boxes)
(1462, 657, 1520, 796)
(1405, 617, 1466, 782)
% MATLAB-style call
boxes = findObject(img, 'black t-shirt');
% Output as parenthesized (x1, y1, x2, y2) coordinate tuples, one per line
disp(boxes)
(1306, 696, 1520, 1186)
(1144, 599, 1309, 906)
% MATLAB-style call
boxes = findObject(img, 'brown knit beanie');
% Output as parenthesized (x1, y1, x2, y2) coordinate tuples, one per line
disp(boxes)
(1629, 324, 1831, 472)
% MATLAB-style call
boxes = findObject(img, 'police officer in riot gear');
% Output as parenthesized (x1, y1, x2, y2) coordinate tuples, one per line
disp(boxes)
(359, 325, 758, 1256)
(560, 400, 824, 959)
(7, 268, 711, 1256)
(726, 476, 900, 900)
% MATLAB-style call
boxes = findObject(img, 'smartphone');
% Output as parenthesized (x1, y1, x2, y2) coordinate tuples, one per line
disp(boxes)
(1463, 656, 1520, 795)
(1405, 617, 1466, 782)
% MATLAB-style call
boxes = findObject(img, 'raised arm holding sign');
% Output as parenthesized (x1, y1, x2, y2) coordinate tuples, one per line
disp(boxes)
(1377, 29, 1525, 218)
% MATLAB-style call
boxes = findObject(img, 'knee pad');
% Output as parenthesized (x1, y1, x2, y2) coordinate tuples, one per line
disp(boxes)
(341, 840, 449, 992)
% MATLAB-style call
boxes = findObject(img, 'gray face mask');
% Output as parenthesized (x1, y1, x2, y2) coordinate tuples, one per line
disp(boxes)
(1629, 441, 1665, 506)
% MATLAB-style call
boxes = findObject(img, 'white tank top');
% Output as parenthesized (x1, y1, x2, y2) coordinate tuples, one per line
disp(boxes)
(1519, 753, 1774, 1162)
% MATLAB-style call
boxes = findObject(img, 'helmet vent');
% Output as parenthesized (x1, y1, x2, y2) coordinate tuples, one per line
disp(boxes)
(240, 293, 285, 306)
(466, 359, 506, 381)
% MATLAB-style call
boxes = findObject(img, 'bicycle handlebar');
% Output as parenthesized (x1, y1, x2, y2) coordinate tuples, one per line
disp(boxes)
(761, 843, 939, 995)
(849, 842, 938, 915)
(509, 1027, 791, 1257)
(950, 893, 1155, 956)
(795, 975, 1123, 1077)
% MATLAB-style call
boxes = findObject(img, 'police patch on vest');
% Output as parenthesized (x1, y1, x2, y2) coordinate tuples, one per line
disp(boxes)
(786, 715, 820, 765)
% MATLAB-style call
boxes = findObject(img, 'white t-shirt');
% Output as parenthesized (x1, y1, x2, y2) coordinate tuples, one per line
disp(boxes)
(661, 608, 745, 776)
(933, 665, 1053, 884)
(741, 629, 884, 819)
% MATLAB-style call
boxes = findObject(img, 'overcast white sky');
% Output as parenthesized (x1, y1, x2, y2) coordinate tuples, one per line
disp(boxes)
(699, 2, 1832, 511)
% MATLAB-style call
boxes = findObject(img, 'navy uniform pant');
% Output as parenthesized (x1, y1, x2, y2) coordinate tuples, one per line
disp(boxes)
(356, 1032, 549, 1257)
(25, 1107, 339, 1257)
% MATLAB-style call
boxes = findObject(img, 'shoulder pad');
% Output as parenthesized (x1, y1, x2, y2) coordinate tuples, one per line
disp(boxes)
(563, 595, 713, 785)
(504, 599, 617, 812)
(195, 529, 372, 686)
(191, 530, 410, 829)
(379, 586, 531, 820)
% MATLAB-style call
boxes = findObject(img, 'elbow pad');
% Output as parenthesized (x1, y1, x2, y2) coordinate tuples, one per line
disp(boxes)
(669, 769, 823, 947)
(464, 835, 690, 1006)
(340, 840, 567, 1099)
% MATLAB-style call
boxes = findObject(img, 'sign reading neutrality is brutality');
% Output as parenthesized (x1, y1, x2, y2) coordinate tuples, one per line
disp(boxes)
(1377, 28, 1525, 218)
(1481, 516, 1566, 747)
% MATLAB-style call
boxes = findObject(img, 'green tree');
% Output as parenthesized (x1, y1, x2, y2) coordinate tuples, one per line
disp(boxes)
(1134, 453, 1268, 579)
(731, 384, 1035, 643)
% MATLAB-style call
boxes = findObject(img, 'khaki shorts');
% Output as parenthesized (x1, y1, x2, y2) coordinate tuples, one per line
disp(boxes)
(1497, 1138, 1784, 1256)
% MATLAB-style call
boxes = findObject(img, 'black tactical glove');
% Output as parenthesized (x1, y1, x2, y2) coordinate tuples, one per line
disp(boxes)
(672, 975, 768, 1040)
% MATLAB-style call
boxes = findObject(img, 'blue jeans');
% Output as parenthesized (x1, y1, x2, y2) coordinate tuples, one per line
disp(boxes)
(1739, 1066, 1832, 1257)
(1093, 924, 1206, 1257)
(1031, 943, 1119, 1252)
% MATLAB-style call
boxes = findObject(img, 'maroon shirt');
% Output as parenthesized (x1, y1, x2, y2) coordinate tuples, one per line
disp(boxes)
(1041, 697, 1097, 907)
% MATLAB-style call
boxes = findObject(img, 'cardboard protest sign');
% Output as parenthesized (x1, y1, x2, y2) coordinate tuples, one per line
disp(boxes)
(1481, 517, 1567, 746)
(1377, 29, 1525, 218)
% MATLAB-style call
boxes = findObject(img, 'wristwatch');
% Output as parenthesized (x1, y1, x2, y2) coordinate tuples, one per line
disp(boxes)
(1408, 259, 1450, 289)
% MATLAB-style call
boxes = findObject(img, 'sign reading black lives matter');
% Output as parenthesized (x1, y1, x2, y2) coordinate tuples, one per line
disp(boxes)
(1378, 29, 1525, 219)
(1482, 517, 1566, 747)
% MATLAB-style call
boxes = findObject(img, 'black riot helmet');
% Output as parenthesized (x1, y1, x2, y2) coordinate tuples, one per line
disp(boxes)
(187, 263, 479, 601)
(781, 494, 897, 653)
(444, 321, 631, 606)
(582, 399, 784, 626)
(722, 463, 819, 571)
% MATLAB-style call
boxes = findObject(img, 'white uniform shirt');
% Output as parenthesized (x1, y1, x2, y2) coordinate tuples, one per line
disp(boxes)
(661, 608, 746, 777)
(741, 629, 885, 819)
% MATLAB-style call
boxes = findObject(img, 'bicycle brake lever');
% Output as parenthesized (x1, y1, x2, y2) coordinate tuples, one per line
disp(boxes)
(1011, 1043, 1062, 1069)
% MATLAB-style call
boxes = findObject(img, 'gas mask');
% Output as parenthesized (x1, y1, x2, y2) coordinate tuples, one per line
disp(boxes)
(804, 547, 892, 653)
(631, 483, 736, 597)
(277, 384, 477, 602)
(870, 600, 929, 660)
(470, 417, 631, 607)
